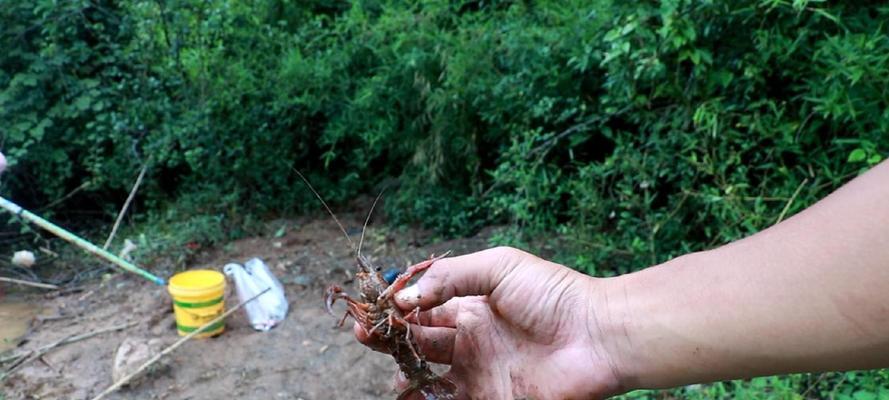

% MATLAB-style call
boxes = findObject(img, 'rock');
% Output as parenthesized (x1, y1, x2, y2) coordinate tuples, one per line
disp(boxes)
(150, 314, 176, 336)
(289, 274, 312, 287)
(112, 337, 167, 386)
(11, 250, 35, 268)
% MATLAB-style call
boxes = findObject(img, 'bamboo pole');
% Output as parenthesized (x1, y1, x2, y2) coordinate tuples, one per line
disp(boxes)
(0, 196, 165, 286)
(90, 288, 271, 400)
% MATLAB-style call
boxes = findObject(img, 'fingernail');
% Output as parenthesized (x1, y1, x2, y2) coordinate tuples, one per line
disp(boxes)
(396, 284, 420, 304)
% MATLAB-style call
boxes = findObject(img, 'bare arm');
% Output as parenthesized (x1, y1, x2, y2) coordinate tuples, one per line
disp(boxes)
(606, 160, 889, 389)
(377, 161, 889, 399)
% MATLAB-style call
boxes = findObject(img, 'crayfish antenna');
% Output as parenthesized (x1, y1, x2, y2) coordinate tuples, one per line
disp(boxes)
(357, 189, 386, 260)
(291, 167, 354, 247)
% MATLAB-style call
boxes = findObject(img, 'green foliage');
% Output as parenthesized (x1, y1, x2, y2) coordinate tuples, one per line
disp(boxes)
(619, 370, 889, 400)
(3, 1, 887, 270)
(1, 1, 140, 205)
(2, 0, 888, 397)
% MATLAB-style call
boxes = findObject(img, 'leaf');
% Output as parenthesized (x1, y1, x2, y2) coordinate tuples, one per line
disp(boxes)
(274, 226, 287, 238)
(32, 118, 52, 140)
(852, 391, 876, 400)
(847, 149, 867, 163)
(17, 74, 38, 87)
(74, 96, 92, 111)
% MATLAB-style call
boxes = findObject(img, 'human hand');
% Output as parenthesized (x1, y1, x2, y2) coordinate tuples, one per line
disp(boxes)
(356, 247, 625, 399)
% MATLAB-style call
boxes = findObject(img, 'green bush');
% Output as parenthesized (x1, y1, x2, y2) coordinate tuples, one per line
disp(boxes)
(2, 1, 887, 397)
(1, 0, 887, 270)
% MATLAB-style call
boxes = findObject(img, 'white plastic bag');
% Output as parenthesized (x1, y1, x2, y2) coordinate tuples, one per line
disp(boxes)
(223, 258, 288, 331)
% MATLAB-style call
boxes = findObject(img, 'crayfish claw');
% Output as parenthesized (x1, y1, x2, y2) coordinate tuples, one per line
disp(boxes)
(325, 285, 343, 316)
(378, 251, 452, 302)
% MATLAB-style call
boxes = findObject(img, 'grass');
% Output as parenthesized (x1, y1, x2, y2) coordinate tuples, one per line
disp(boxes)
(618, 370, 889, 399)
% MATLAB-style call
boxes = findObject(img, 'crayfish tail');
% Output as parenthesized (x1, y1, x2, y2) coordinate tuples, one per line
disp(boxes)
(397, 376, 458, 400)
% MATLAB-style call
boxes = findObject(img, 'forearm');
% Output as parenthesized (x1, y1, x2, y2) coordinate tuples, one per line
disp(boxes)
(602, 161, 889, 390)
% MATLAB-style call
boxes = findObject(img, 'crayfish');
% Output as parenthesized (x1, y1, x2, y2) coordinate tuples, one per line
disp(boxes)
(293, 168, 457, 399)
(325, 252, 458, 400)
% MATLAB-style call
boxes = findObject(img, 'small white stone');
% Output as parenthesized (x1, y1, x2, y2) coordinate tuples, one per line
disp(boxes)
(11, 250, 35, 268)
(119, 239, 138, 261)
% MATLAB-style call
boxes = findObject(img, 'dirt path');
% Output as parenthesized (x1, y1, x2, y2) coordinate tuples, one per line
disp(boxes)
(1, 216, 492, 400)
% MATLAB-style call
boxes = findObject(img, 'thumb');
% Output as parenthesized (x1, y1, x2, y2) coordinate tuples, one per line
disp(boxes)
(394, 246, 526, 310)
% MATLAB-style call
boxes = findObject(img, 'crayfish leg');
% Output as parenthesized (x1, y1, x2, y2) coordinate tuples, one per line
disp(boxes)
(327, 285, 371, 315)
(388, 312, 423, 363)
(404, 306, 422, 327)
(337, 309, 354, 327)
(367, 318, 388, 336)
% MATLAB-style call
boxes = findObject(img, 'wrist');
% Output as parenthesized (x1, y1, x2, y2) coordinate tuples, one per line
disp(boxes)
(583, 274, 638, 396)
(588, 251, 711, 393)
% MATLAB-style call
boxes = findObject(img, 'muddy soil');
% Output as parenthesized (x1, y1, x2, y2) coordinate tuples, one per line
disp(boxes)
(0, 215, 492, 400)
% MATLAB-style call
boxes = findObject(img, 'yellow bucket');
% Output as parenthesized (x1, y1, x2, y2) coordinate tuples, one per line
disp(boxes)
(167, 270, 226, 338)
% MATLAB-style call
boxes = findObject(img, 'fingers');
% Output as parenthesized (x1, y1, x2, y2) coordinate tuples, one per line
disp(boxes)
(395, 246, 529, 310)
(410, 325, 455, 364)
(353, 322, 387, 352)
(409, 297, 464, 328)
(354, 322, 456, 364)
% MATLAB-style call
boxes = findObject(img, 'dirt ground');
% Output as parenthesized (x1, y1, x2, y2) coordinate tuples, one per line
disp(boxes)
(0, 214, 493, 400)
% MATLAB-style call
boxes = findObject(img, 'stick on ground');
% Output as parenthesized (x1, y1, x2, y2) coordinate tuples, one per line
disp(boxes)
(0, 276, 59, 290)
(1, 321, 137, 377)
(90, 287, 271, 400)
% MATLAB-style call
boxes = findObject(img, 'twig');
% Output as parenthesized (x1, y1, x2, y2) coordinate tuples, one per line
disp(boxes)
(38, 355, 57, 373)
(0, 276, 59, 290)
(103, 164, 148, 250)
(681, 189, 790, 202)
(774, 178, 809, 224)
(90, 287, 271, 400)
(36, 314, 73, 323)
(38, 181, 91, 211)
(39, 246, 58, 257)
(44, 286, 86, 299)
(800, 372, 829, 398)
(652, 191, 690, 235)
(527, 118, 599, 158)
(1, 321, 137, 376)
